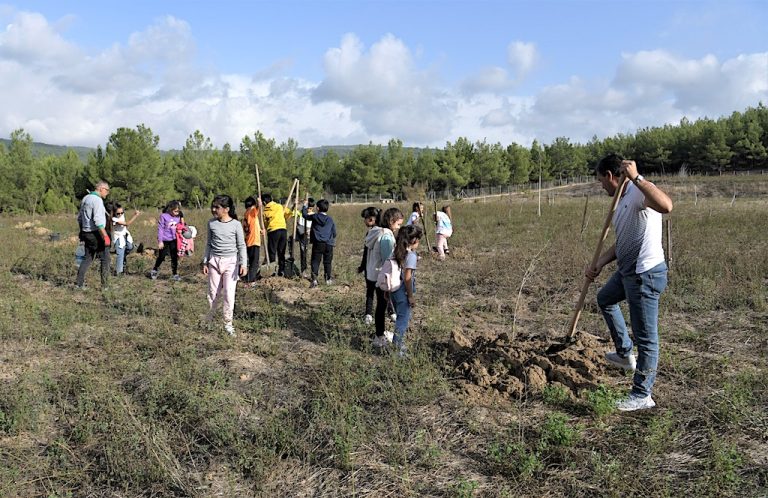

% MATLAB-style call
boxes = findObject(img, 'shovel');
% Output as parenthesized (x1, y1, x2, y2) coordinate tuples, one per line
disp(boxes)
(546, 174, 628, 354)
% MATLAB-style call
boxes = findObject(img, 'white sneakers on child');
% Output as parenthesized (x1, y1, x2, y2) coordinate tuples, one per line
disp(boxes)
(224, 323, 236, 336)
(363, 314, 374, 325)
(605, 351, 637, 372)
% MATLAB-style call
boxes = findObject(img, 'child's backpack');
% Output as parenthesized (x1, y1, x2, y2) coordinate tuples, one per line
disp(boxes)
(376, 258, 402, 292)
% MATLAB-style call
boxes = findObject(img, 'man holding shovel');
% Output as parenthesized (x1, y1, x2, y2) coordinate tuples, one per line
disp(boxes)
(586, 154, 673, 412)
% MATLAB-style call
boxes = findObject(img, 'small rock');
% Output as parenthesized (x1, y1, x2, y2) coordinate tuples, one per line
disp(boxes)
(450, 328, 473, 353)
(524, 365, 548, 391)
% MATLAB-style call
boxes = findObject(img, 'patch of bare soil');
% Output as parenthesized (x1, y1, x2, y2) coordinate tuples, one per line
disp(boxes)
(255, 277, 353, 306)
(448, 329, 611, 399)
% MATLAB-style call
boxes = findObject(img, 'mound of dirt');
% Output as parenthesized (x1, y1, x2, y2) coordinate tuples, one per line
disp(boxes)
(14, 220, 41, 229)
(449, 329, 610, 398)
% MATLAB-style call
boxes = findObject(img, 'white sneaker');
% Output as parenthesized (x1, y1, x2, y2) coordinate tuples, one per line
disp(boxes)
(389, 313, 397, 322)
(616, 394, 656, 412)
(150, 269, 158, 280)
(363, 314, 374, 325)
(384, 330, 394, 343)
(605, 352, 637, 372)
(224, 323, 236, 336)
(372, 335, 388, 348)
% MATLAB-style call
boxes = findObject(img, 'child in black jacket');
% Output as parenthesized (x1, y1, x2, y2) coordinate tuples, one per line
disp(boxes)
(302, 199, 337, 287)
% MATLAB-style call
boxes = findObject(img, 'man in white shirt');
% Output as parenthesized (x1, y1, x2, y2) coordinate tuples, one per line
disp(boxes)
(586, 154, 673, 412)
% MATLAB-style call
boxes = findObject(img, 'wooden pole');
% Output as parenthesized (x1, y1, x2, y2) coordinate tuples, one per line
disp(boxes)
(420, 203, 431, 256)
(255, 162, 270, 267)
(284, 178, 299, 210)
(565, 175, 628, 341)
(666, 217, 672, 270)
(580, 194, 590, 235)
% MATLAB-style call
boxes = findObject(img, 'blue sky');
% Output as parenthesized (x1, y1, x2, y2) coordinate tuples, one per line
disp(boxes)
(1, 1, 766, 149)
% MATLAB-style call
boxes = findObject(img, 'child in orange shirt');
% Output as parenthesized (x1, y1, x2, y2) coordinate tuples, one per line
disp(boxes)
(242, 196, 264, 284)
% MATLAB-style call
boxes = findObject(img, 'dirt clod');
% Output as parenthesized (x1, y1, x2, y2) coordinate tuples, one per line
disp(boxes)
(449, 331, 610, 398)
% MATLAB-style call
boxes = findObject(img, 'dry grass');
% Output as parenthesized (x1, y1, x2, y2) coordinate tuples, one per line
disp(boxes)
(0, 178, 766, 496)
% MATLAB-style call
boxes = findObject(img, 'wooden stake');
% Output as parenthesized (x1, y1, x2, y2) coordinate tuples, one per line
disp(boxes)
(420, 203, 431, 256)
(255, 162, 270, 267)
(580, 194, 590, 236)
(665, 217, 672, 270)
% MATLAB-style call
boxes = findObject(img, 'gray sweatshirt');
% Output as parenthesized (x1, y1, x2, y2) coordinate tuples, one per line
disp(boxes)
(77, 192, 106, 231)
(203, 218, 247, 266)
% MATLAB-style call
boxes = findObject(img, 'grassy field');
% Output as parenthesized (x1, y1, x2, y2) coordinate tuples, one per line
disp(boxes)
(0, 176, 766, 497)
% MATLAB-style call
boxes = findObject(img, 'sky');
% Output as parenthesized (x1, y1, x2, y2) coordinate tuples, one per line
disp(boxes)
(0, 0, 766, 150)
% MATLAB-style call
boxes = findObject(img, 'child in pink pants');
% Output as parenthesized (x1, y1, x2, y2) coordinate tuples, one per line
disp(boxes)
(434, 205, 453, 261)
(203, 195, 247, 336)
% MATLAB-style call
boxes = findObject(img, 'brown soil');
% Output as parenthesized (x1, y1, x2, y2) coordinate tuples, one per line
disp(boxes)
(448, 329, 611, 399)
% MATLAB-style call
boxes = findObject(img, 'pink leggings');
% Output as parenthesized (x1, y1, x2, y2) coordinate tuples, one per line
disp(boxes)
(436, 233, 450, 260)
(207, 256, 239, 324)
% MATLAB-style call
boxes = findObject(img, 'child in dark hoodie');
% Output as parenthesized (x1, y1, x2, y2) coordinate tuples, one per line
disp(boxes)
(302, 199, 337, 287)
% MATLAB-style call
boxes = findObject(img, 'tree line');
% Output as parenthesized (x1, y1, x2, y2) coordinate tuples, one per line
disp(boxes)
(0, 104, 766, 214)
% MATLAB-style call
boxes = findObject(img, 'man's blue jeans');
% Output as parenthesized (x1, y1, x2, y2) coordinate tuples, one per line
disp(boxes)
(597, 262, 668, 397)
(115, 239, 134, 275)
(389, 281, 414, 350)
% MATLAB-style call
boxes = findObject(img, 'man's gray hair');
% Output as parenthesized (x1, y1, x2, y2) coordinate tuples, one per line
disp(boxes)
(95, 180, 109, 189)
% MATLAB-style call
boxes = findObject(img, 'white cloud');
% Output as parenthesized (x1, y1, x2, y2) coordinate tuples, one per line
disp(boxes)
(507, 41, 538, 80)
(0, 9, 765, 152)
(483, 50, 768, 145)
(461, 66, 513, 95)
(0, 11, 80, 66)
(312, 33, 453, 142)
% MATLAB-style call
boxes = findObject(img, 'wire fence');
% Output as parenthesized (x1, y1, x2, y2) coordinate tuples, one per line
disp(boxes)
(330, 175, 596, 204)
(328, 169, 767, 204)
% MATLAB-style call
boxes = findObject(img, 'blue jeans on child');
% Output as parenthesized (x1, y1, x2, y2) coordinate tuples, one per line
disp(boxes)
(389, 281, 415, 350)
(115, 239, 134, 274)
(597, 262, 668, 398)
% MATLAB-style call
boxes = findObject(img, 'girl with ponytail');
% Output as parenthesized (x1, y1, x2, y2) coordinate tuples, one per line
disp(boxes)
(203, 194, 247, 336)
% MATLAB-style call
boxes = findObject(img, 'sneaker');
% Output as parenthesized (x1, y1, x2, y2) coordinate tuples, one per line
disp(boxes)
(605, 352, 637, 372)
(325, 278, 334, 285)
(363, 314, 374, 325)
(171, 274, 182, 282)
(383, 330, 394, 343)
(389, 313, 397, 322)
(371, 335, 388, 348)
(150, 269, 159, 280)
(224, 323, 236, 336)
(616, 394, 656, 412)
(310, 280, 319, 288)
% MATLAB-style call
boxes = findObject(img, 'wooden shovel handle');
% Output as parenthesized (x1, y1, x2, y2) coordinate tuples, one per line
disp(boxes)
(255, 162, 270, 266)
(566, 175, 628, 339)
(284, 178, 299, 210)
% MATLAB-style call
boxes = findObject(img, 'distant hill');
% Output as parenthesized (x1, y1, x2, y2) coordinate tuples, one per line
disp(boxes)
(297, 144, 428, 158)
(0, 138, 94, 163)
(0, 139, 427, 163)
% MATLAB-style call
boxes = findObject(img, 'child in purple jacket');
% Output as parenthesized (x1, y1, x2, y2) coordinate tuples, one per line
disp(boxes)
(150, 200, 184, 281)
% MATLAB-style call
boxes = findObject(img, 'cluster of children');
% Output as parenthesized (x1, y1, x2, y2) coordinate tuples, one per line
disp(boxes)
(359, 203, 453, 355)
(79, 188, 454, 350)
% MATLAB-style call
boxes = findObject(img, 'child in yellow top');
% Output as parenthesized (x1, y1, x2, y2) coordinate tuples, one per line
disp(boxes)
(261, 192, 293, 277)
